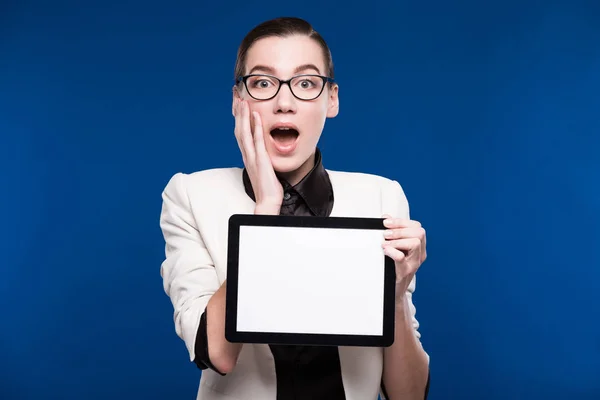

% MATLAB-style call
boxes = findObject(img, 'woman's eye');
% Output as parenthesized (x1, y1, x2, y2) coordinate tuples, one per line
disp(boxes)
(256, 80, 271, 88)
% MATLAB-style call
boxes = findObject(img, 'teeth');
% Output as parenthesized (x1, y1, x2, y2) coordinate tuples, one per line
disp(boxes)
(278, 127, 290, 130)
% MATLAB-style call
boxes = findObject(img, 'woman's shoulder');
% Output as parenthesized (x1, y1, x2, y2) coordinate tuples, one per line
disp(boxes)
(161, 167, 244, 197)
(326, 168, 401, 188)
(327, 169, 408, 203)
(326, 169, 409, 217)
(165, 167, 243, 183)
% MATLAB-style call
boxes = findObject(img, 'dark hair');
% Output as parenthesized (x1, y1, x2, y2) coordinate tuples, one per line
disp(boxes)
(234, 17, 335, 82)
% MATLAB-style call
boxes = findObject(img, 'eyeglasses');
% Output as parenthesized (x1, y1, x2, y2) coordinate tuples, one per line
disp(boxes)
(236, 74, 335, 101)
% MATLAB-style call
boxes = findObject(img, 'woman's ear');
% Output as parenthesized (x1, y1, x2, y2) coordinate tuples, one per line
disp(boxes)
(326, 84, 339, 118)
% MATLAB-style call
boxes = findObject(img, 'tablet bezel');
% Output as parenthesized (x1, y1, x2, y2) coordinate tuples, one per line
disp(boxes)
(225, 214, 396, 347)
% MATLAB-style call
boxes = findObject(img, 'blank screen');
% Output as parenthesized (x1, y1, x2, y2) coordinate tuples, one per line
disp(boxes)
(236, 225, 386, 336)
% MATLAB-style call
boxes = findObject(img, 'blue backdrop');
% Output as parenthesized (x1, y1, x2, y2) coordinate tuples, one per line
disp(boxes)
(2, 0, 599, 399)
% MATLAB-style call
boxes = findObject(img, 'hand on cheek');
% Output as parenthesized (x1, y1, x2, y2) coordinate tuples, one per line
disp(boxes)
(233, 99, 283, 213)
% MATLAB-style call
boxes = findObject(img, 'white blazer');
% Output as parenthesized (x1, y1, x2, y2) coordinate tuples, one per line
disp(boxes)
(159, 167, 425, 400)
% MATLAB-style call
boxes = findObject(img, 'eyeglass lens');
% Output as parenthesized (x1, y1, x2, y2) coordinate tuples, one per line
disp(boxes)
(246, 75, 324, 100)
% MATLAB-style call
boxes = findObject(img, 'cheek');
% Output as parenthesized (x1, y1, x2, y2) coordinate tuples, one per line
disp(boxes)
(302, 104, 328, 129)
(247, 101, 263, 114)
(301, 99, 328, 117)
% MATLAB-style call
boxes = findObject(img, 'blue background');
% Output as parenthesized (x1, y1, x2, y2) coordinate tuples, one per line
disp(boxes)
(2, 0, 599, 399)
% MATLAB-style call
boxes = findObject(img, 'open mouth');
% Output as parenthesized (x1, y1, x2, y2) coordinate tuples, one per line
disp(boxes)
(270, 127, 299, 150)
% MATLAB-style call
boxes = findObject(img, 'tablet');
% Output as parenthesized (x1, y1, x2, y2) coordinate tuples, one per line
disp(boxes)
(225, 214, 396, 347)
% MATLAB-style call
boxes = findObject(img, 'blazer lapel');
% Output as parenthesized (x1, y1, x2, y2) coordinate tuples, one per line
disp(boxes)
(328, 170, 352, 218)
(328, 170, 379, 218)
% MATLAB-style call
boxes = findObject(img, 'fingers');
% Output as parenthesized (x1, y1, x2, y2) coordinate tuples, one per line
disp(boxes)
(383, 217, 421, 229)
(233, 99, 246, 163)
(234, 100, 271, 180)
(252, 111, 268, 161)
(237, 100, 255, 163)
(382, 218, 427, 264)
(382, 237, 422, 252)
(383, 242, 423, 277)
(383, 245, 405, 263)
(383, 227, 426, 241)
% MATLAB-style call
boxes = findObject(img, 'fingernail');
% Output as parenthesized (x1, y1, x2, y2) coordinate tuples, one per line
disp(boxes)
(383, 230, 393, 238)
(383, 219, 392, 227)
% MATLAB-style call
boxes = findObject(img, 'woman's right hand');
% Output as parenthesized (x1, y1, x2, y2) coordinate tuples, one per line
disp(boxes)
(234, 98, 283, 215)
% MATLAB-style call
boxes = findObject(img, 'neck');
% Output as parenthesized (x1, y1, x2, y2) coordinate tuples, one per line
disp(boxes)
(277, 152, 316, 186)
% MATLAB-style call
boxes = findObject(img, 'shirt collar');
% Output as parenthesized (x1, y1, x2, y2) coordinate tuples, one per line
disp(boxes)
(242, 148, 333, 217)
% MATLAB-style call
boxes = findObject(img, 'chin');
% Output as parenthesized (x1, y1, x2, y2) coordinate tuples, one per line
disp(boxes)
(270, 156, 304, 174)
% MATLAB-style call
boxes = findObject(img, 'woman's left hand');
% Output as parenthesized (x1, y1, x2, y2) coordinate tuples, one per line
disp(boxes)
(381, 214, 428, 300)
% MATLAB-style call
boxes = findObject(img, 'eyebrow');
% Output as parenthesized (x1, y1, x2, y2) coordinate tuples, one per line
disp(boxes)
(247, 63, 322, 75)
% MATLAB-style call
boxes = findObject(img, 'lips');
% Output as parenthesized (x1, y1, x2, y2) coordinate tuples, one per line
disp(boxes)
(269, 123, 299, 155)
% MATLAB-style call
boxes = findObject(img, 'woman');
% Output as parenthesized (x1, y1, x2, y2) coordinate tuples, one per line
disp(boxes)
(160, 17, 430, 400)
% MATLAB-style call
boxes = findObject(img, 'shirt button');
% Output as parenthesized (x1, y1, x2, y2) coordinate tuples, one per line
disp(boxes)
(283, 192, 291, 200)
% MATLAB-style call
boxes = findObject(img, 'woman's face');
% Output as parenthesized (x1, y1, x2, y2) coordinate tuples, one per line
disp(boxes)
(233, 34, 339, 185)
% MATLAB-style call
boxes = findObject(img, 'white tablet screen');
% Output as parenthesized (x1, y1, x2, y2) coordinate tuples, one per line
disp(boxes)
(235, 225, 386, 336)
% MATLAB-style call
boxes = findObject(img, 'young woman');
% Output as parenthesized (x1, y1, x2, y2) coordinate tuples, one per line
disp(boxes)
(160, 17, 430, 400)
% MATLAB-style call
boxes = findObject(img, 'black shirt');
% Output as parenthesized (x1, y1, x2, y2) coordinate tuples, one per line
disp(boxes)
(193, 149, 429, 399)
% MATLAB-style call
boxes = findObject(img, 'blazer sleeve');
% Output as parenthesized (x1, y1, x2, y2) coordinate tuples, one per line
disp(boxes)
(159, 172, 223, 371)
(380, 179, 431, 399)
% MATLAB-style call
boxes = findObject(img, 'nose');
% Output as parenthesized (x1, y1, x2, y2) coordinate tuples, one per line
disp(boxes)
(273, 82, 297, 114)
